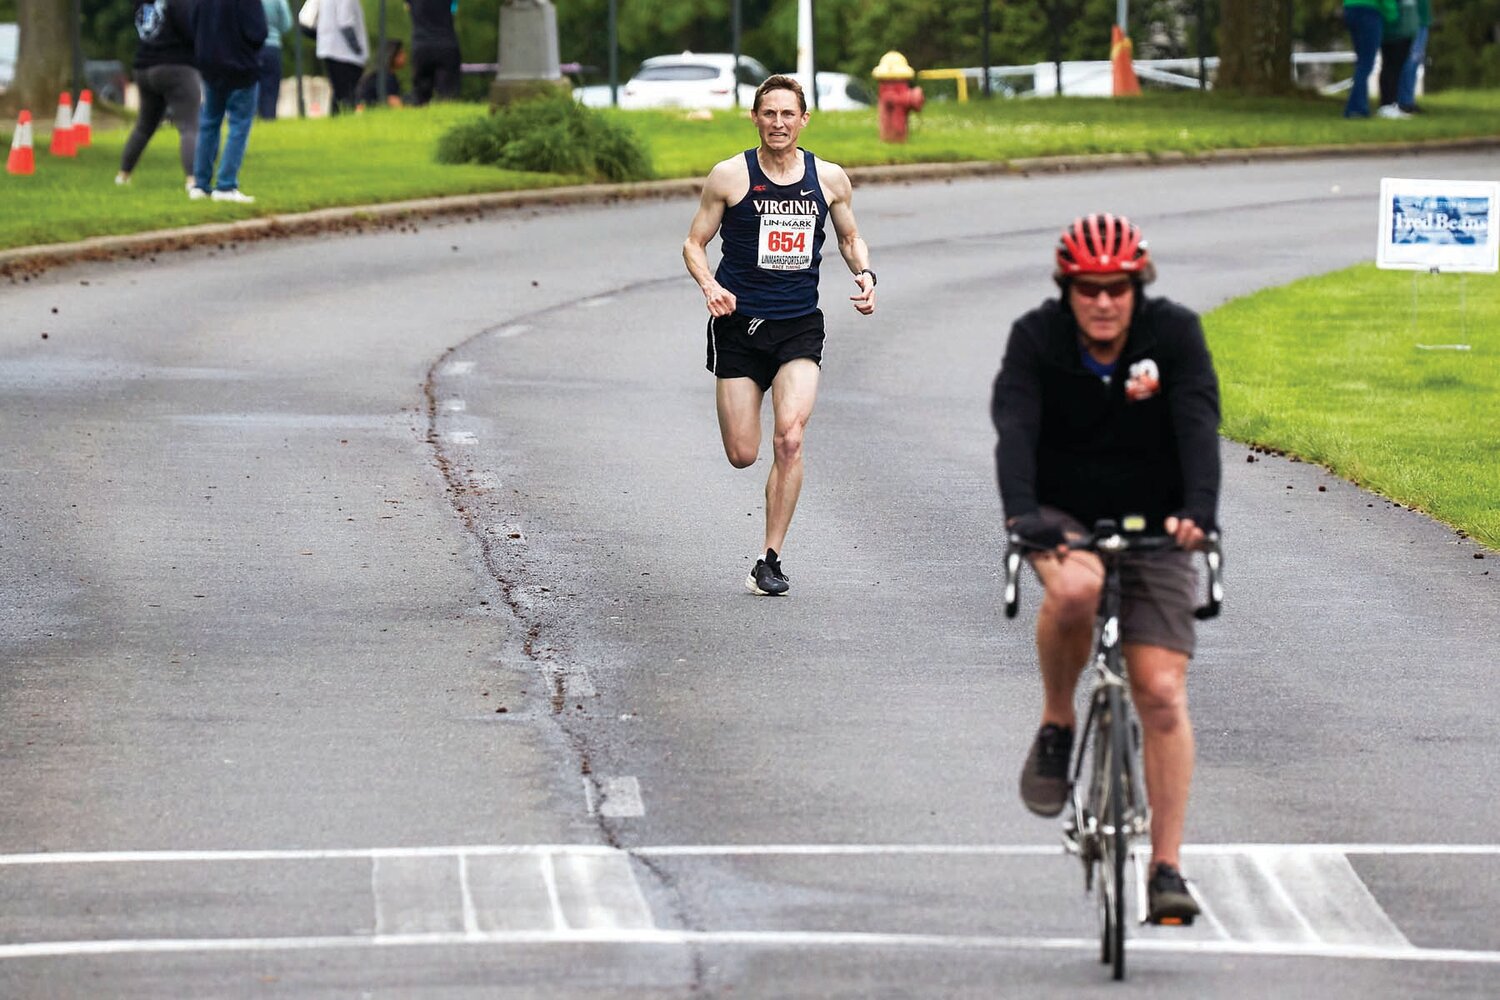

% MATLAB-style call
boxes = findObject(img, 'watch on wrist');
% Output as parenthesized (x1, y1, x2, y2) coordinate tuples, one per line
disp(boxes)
(858, 268, 877, 286)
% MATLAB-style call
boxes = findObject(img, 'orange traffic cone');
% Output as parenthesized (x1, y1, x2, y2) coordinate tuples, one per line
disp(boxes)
(1111, 25, 1141, 97)
(49, 92, 76, 157)
(6, 110, 35, 175)
(73, 89, 93, 147)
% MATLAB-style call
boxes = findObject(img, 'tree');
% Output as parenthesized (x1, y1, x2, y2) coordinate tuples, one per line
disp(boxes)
(8, 0, 72, 115)
(1215, 0, 1296, 94)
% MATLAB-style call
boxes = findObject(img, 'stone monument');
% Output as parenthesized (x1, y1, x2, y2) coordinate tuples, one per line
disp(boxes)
(490, 0, 569, 105)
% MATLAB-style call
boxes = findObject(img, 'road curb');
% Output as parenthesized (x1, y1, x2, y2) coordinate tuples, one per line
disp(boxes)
(4, 136, 1498, 280)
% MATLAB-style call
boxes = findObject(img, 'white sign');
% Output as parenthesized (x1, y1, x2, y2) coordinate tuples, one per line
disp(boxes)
(1377, 177, 1500, 273)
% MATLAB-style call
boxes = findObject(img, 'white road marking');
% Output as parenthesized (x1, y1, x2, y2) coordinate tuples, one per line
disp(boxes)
(442, 361, 476, 376)
(557, 664, 596, 698)
(578, 296, 615, 309)
(595, 777, 645, 818)
(457, 854, 480, 938)
(3, 843, 1495, 867)
(496, 325, 531, 339)
(443, 399, 466, 412)
(372, 856, 465, 936)
(1263, 849, 1412, 949)
(1, 931, 1496, 965)
(540, 852, 568, 931)
(463, 854, 563, 932)
(552, 852, 654, 931)
(2, 843, 1488, 966)
(444, 431, 477, 446)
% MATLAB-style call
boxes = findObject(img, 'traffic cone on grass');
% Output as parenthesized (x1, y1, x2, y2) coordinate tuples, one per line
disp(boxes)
(7, 111, 35, 175)
(1111, 25, 1141, 97)
(73, 89, 93, 147)
(49, 92, 76, 157)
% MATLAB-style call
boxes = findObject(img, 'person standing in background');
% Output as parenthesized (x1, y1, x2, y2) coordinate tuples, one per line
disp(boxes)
(316, 0, 368, 114)
(256, 0, 293, 119)
(1341, 0, 1393, 118)
(1397, 0, 1432, 113)
(404, 0, 461, 104)
(356, 38, 407, 109)
(190, 0, 267, 202)
(1377, 0, 1420, 118)
(117, 0, 202, 189)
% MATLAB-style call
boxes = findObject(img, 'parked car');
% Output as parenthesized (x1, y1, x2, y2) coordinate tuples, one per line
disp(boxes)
(573, 83, 616, 108)
(787, 70, 874, 110)
(618, 52, 771, 110)
(0, 23, 17, 93)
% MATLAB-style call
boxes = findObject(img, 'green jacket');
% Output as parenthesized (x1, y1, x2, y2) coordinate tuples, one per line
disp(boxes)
(1345, 0, 1399, 23)
(1385, 0, 1421, 38)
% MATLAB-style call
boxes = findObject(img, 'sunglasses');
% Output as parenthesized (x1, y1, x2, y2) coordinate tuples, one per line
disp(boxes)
(1071, 279, 1134, 300)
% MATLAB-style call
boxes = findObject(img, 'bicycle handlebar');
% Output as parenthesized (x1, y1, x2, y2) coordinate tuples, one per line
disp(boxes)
(1003, 519, 1223, 622)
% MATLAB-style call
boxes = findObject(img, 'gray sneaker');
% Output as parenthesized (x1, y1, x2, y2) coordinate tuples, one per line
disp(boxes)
(1019, 723, 1073, 816)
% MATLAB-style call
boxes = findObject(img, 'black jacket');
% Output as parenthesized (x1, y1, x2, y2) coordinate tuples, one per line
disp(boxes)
(192, 0, 268, 88)
(133, 0, 199, 70)
(992, 295, 1222, 532)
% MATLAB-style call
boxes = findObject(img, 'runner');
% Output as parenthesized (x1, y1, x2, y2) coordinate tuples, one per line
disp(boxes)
(992, 214, 1222, 923)
(683, 74, 877, 596)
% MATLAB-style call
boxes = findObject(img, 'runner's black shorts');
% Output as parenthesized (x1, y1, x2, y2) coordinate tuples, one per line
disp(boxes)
(706, 309, 825, 391)
(1029, 506, 1202, 657)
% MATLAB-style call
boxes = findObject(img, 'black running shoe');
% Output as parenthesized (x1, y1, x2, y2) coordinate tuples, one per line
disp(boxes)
(1019, 723, 1073, 817)
(1147, 862, 1201, 925)
(745, 548, 790, 596)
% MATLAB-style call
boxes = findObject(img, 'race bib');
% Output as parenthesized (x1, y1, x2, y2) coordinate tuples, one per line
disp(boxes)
(757, 214, 815, 271)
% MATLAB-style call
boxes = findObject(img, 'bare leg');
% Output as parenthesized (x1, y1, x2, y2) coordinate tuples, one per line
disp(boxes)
(1030, 552, 1104, 728)
(715, 376, 764, 470)
(1124, 642, 1193, 869)
(763, 359, 819, 554)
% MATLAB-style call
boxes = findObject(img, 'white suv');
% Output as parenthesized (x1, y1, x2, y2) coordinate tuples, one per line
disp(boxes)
(619, 52, 772, 110)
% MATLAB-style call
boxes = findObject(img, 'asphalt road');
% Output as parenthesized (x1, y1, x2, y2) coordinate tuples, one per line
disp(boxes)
(1, 149, 1497, 998)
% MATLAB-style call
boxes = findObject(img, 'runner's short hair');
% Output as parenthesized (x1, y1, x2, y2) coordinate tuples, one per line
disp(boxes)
(753, 74, 807, 113)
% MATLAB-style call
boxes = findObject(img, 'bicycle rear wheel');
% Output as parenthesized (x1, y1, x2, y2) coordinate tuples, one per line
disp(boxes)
(1098, 687, 1129, 980)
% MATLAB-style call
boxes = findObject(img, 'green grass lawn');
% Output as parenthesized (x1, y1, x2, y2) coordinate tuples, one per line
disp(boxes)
(1206, 264, 1500, 549)
(3, 89, 1500, 251)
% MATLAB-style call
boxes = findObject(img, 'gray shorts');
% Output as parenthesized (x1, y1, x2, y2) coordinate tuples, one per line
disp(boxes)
(1031, 506, 1201, 657)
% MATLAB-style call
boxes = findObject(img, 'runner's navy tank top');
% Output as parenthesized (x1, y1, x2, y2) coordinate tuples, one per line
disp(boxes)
(714, 148, 829, 320)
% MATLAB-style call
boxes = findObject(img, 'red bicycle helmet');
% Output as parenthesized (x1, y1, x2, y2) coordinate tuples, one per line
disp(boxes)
(1054, 213, 1156, 284)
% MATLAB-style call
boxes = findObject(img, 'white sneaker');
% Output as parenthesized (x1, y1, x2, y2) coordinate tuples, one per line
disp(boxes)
(114, 172, 129, 185)
(188, 186, 208, 200)
(210, 189, 255, 204)
(185, 177, 196, 191)
(1376, 104, 1411, 119)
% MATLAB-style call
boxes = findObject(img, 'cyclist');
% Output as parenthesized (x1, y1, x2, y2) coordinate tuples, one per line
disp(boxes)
(991, 214, 1221, 923)
(683, 74, 877, 597)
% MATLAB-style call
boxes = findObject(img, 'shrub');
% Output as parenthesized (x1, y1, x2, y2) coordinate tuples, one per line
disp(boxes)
(435, 95, 652, 182)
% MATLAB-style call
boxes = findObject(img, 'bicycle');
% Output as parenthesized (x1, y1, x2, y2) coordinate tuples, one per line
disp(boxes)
(1004, 516, 1223, 980)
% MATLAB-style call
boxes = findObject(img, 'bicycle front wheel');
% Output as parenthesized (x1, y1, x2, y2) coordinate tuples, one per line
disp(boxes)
(1099, 687, 1129, 980)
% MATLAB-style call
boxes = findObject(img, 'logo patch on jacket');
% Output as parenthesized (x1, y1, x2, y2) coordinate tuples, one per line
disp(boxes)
(1125, 359, 1160, 401)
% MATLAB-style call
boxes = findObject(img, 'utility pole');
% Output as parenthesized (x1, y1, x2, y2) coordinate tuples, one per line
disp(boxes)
(377, 0, 388, 105)
(797, 0, 816, 110)
(731, 0, 741, 108)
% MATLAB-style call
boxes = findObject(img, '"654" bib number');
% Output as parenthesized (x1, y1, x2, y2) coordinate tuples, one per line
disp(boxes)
(758, 214, 815, 271)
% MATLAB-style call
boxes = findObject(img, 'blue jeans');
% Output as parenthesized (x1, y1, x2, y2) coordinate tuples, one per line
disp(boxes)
(194, 82, 257, 193)
(256, 47, 284, 119)
(1342, 5, 1383, 118)
(1398, 25, 1428, 109)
